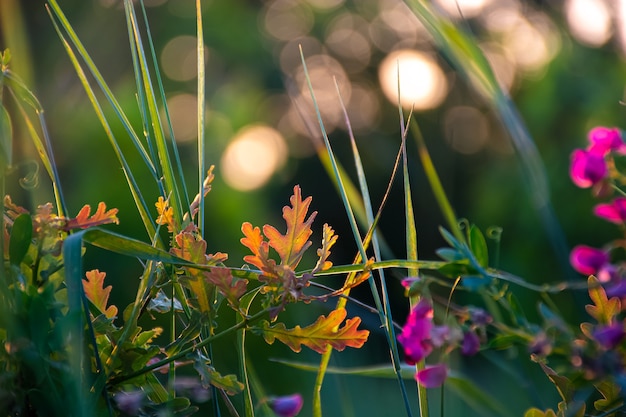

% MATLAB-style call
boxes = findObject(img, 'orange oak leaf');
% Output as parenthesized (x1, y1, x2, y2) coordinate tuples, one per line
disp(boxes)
(241, 222, 278, 279)
(65, 202, 119, 230)
(256, 308, 369, 354)
(263, 185, 316, 269)
(312, 223, 338, 273)
(171, 229, 229, 314)
(156, 196, 177, 233)
(204, 268, 247, 310)
(83, 269, 118, 319)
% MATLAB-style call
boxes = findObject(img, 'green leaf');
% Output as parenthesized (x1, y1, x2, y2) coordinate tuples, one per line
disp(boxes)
(436, 248, 464, 262)
(193, 353, 244, 395)
(524, 408, 557, 417)
(0, 101, 12, 168)
(468, 225, 488, 267)
(9, 213, 32, 266)
(594, 380, 623, 411)
(586, 276, 620, 325)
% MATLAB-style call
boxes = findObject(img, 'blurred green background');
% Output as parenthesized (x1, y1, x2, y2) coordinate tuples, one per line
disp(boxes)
(2, 0, 626, 415)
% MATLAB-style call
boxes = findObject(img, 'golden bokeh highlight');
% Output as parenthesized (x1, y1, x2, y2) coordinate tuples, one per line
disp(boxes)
(378, 49, 448, 110)
(220, 125, 288, 191)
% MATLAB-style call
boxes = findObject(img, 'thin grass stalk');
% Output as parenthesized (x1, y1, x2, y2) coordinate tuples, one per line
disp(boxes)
(123, 0, 184, 225)
(138, 0, 191, 211)
(334, 79, 413, 416)
(400, 112, 429, 417)
(402, 0, 570, 276)
(299, 46, 374, 417)
(410, 120, 463, 244)
(196, 0, 206, 235)
(3, 71, 67, 215)
(45, 0, 158, 181)
(45, 2, 158, 239)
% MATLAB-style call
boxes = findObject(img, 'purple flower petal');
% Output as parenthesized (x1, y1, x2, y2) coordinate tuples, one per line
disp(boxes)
(268, 394, 304, 417)
(594, 197, 626, 224)
(606, 280, 626, 298)
(593, 322, 626, 349)
(461, 330, 480, 356)
(416, 364, 448, 388)
(588, 127, 625, 156)
(570, 149, 608, 188)
(570, 245, 609, 275)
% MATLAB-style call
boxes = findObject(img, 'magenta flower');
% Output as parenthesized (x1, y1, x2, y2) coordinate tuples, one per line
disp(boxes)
(398, 299, 434, 364)
(593, 322, 626, 349)
(416, 363, 448, 388)
(461, 330, 480, 356)
(569, 149, 608, 188)
(570, 245, 610, 275)
(587, 127, 625, 156)
(268, 394, 303, 417)
(594, 197, 626, 224)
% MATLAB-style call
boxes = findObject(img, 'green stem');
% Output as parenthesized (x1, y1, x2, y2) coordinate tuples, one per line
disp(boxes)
(108, 308, 269, 387)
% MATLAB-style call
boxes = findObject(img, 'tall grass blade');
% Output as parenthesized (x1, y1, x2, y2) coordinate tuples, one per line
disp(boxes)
(4, 72, 67, 215)
(45, 2, 158, 239)
(402, 0, 570, 273)
(137, 0, 191, 211)
(123, 0, 184, 225)
(334, 79, 413, 416)
(299, 46, 372, 417)
(195, 0, 206, 235)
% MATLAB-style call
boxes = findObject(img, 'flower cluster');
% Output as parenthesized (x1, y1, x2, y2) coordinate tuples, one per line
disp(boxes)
(569, 126, 626, 379)
(569, 127, 626, 293)
(397, 299, 491, 388)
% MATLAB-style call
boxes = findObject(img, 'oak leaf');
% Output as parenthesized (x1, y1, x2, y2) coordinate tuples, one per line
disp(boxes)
(256, 308, 369, 354)
(83, 269, 118, 319)
(205, 267, 247, 310)
(586, 276, 620, 325)
(65, 202, 119, 230)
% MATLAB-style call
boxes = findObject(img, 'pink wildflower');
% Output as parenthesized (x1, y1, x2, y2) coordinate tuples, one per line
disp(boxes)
(594, 197, 626, 224)
(268, 394, 304, 417)
(569, 149, 608, 188)
(416, 364, 448, 388)
(587, 127, 625, 156)
(398, 299, 434, 364)
(570, 245, 610, 276)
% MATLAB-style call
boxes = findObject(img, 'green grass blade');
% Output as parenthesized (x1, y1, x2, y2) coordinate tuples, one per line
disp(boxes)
(195, 0, 206, 234)
(46, 2, 158, 239)
(5, 72, 67, 215)
(300, 46, 372, 417)
(402, 0, 570, 273)
(410, 119, 464, 244)
(45, 1, 158, 182)
(334, 79, 413, 417)
(123, 0, 183, 225)
(137, 0, 191, 212)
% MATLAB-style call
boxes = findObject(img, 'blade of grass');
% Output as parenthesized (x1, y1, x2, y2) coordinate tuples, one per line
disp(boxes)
(334, 78, 413, 417)
(45, 2, 158, 240)
(400, 110, 429, 416)
(137, 0, 191, 212)
(4, 74, 67, 215)
(195, 0, 206, 235)
(123, 0, 184, 225)
(299, 46, 375, 417)
(402, 0, 570, 277)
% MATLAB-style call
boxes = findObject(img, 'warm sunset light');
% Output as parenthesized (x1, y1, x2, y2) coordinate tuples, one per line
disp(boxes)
(378, 49, 448, 110)
(220, 125, 288, 191)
